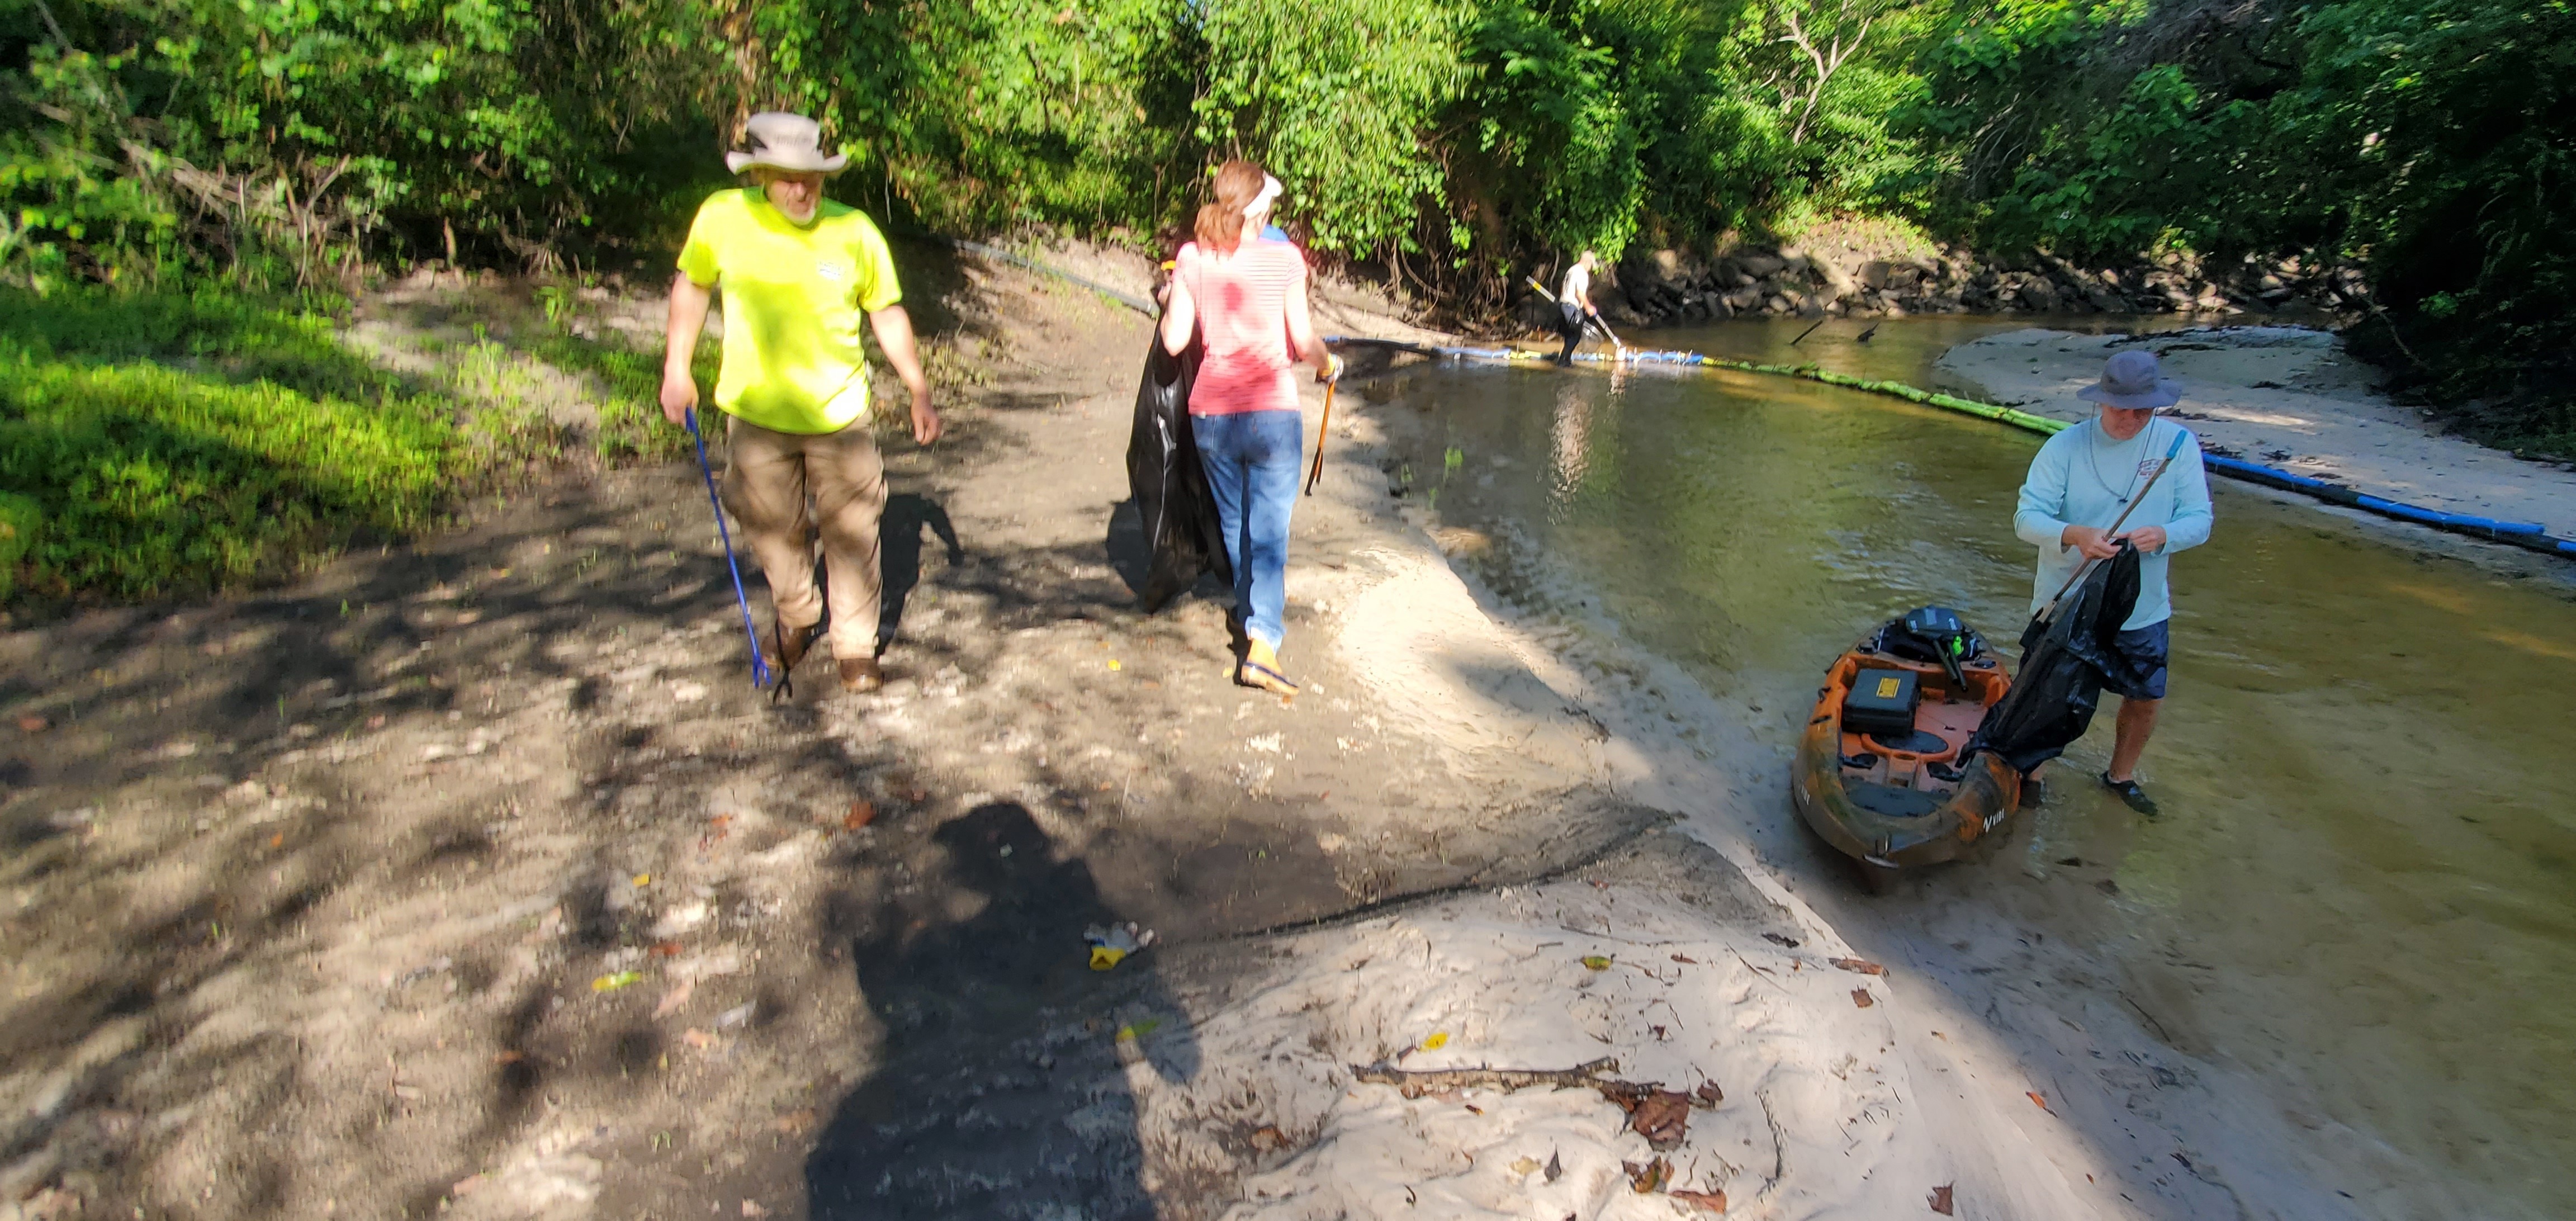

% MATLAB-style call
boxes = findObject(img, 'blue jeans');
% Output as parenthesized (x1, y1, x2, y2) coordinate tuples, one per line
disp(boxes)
(1192, 409, 1302, 648)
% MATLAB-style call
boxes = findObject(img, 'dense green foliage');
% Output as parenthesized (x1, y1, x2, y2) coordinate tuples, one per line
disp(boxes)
(0, 291, 460, 598)
(0, 286, 705, 602)
(1903, 0, 2575, 452)
(3, 0, 717, 287)
(5, 0, 1940, 280)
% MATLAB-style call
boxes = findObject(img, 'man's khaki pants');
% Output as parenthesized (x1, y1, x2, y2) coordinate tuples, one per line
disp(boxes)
(719, 415, 886, 661)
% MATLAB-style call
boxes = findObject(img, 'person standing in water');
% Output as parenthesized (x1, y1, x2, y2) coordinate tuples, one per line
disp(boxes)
(660, 112, 941, 695)
(1555, 250, 1609, 366)
(2012, 349, 2213, 814)
(1158, 162, 1340, 696)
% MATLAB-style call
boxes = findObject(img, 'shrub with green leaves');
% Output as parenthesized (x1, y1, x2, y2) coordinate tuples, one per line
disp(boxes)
(0, 326, 457, 599)
(0, 281, 734, 603)
(1899, 0, 2576, 456)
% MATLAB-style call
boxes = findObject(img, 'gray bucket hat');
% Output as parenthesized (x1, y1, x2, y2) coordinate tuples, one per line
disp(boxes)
(725, 112, 849, 176)
(2077, 349, 2182, 409)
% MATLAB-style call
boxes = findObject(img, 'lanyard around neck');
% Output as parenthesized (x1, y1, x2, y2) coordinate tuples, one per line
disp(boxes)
(2084, 418, 2161, 506)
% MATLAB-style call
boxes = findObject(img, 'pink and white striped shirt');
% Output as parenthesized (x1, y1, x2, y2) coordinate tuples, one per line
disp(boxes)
(1176, 239, 1307, 416)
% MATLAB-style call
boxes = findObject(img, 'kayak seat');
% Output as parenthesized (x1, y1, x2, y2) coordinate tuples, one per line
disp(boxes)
(1847, 781, 1945, 819)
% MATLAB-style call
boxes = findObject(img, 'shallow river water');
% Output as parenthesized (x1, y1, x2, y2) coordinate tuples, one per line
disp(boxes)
(1371, 316, 2576, 1218)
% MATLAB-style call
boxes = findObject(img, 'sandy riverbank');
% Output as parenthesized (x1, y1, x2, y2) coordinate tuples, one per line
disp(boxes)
(0, 246, 2149, 1220)
(1937, 326, 2576, 539)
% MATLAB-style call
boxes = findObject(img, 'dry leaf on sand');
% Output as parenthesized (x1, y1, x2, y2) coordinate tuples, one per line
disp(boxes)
(1622, 1156, 1671, 1193)
(1929, 1183, 1955, 1214)
(1625, 1090, 1696, 1150)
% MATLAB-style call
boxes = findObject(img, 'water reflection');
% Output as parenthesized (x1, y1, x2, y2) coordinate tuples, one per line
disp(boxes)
(1384, 319, 2576, 1218)
(1549, 379, 1595, 513)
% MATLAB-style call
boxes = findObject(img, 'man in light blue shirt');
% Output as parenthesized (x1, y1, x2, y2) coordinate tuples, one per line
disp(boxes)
(2012, 349, 2214, 815)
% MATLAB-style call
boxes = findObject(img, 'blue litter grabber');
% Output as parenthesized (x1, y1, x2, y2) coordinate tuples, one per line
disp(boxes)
(684, 408, 778, 695)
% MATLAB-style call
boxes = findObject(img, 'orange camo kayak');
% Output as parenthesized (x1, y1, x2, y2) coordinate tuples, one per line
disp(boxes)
(1791, 630, 2024, 890)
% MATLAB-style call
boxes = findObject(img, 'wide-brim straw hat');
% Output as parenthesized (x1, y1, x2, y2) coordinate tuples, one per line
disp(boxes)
(724, 112, 849, 176)
(2077, 348, 2183, 409)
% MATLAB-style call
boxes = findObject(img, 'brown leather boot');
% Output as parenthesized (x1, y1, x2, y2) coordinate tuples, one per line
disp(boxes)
(762, 617, 822, 678)
(838, 657, 884, 693)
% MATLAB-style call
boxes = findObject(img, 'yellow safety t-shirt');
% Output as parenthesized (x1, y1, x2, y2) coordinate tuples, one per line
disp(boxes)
(675, 189, 903, 435)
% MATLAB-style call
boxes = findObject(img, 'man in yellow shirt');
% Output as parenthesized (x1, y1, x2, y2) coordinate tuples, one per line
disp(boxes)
(660, 112, 941, 694)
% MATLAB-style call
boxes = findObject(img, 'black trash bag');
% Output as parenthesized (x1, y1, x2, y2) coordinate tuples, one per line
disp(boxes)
(1125, 330, 1231, 612)
(1968, 544, 2143, 775)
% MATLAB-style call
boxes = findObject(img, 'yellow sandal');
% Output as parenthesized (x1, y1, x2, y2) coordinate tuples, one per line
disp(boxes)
(1236, 640, 1299, 698)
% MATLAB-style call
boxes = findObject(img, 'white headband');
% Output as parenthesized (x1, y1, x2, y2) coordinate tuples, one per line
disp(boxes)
(1245, 175, 1282, 219)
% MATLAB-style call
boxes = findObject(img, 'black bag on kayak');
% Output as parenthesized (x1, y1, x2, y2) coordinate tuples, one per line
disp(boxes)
(1968, 544, 2142, 775)
(1125, 330, 1231, 612)
(1871, 605, 1987, 687)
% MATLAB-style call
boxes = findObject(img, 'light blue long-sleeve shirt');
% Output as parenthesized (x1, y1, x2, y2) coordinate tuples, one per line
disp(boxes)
(2012, 417, 2214, 629)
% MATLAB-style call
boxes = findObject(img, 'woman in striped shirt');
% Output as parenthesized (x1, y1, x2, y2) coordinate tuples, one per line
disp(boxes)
(1159, 160, 1341, 695)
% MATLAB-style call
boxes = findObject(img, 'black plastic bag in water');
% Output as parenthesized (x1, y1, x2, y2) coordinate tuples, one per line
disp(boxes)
(1968, 544, 2143, 775)
(1125, 331, 1231, 612)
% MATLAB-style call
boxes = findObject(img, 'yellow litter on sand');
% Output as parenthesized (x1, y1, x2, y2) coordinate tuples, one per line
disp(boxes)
(1085, 921, 1153, 970)
(592, 971, 644, 992)
(1422, 1031, 1450, 1050)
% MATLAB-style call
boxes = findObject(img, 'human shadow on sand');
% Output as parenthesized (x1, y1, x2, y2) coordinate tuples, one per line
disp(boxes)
(878, 491, 963, 643)
(805, 802, 1196, 1219)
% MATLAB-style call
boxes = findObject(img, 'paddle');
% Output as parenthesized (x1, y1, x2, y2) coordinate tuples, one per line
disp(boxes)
(2037, 425, 2191, 624)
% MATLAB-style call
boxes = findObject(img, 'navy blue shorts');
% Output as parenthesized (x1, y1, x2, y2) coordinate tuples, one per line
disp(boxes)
(2106, 619, 2170, 701)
